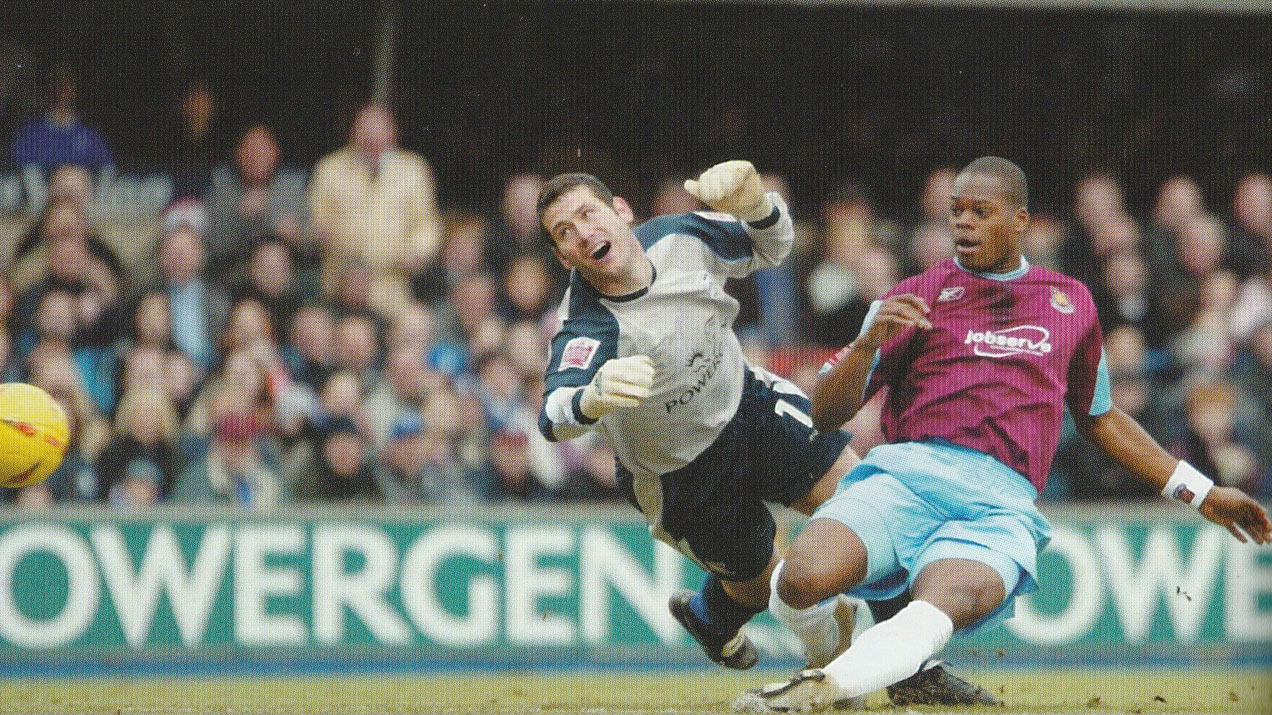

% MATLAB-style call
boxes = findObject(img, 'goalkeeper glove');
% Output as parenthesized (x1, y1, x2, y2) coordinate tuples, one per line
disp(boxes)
(683, 160, 774, 223)
(578, 355, 656, 420)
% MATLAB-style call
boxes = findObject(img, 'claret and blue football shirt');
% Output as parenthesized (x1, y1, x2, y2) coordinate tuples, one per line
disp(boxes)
(824, 256, 1111, 492)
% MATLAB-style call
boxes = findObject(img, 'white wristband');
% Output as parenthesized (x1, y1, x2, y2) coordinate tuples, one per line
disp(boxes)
(1162, 461, 1214, 508)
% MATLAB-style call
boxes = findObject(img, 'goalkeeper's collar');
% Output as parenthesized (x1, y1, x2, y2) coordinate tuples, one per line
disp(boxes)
(579, 259, 656, 302)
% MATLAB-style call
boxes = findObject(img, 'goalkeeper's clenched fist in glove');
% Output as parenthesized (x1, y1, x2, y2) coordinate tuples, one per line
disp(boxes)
(578, 355, 657, 420)
(683, 160, 774, 223)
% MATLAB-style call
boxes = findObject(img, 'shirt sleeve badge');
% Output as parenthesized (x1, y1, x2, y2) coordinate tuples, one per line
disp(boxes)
(1050, 286, 1076, 314)
(559, 336, 601, 371)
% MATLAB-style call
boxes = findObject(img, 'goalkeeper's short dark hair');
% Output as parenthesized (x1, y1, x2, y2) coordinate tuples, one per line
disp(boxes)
(537, 173, 616, 244)
(961, 156, 1028, 209)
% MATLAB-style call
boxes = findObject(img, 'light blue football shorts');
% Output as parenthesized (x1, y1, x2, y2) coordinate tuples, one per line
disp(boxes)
(811, 439, 1052, 631)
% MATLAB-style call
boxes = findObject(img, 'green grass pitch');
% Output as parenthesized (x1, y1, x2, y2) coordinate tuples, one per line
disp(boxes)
(1, 668, 1267, 714)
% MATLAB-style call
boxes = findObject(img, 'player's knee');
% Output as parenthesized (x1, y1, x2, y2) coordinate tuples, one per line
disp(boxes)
(957, 589, 1003, 630)
(916, 573, 1005, 630)
(775, 561, 831, 610)
(959, 579, 1004, 619)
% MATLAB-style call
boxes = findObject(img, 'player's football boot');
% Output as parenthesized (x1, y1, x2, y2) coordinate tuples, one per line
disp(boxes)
(732, 669, 847, 713)
(803, 596, 865, 709)
(736, 595, 864, 712)
(886, 659, 1002, 707)
(669, 589, 759, 670)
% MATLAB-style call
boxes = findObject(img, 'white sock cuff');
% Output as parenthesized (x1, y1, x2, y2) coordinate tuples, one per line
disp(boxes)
(903, 600, 954, 648)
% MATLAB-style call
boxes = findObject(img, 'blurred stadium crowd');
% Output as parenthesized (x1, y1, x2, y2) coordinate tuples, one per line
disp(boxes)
(0, 63, 1268, 511)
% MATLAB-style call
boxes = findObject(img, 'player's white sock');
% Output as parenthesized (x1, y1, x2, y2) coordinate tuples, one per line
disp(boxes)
(767, 562, 841, 667)
(821, 599, 953, 698)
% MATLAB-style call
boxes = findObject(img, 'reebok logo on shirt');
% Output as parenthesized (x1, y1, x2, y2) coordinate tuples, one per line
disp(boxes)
(964, 326, 1053, 357)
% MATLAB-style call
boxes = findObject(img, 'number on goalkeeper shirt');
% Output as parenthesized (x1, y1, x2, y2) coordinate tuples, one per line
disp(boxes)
(775, 398, 814, 428)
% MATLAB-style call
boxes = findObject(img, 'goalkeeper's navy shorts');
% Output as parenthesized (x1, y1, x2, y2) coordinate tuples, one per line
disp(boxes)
(616, 366, 851, 581)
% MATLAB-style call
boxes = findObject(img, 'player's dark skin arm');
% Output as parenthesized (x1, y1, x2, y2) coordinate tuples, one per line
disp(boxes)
(812, 294, 931, 433)
(811, 337, 881, 433)
(1073, 407, 1271, 545)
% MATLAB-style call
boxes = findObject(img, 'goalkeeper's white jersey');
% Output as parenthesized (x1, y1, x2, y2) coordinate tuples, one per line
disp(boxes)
(538, 194, 793, 482)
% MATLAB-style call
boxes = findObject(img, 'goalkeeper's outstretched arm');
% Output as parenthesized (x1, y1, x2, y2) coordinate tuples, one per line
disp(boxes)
(685, 160, 793, 270)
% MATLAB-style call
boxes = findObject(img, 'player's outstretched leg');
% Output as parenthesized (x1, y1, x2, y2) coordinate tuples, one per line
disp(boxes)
(735, 520, 870, 711)
(737, 600, 955, 714)
(865, 593, 1002, 706)
(670, 573, 762, 669)
(746, 586, 864, 711)
(765, 563, 857, 671)
(739, 558, 1002, 713)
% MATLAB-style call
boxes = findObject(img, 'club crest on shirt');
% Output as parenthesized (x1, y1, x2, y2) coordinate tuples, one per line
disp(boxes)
(559, 336, 601, 371)
(938, 286, 966, 303)
(1050, 286, 1075, 314)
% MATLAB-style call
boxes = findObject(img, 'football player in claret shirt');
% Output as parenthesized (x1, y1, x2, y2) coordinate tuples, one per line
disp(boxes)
(536, 161, 995, 706)
(744, 157, 1271, 713)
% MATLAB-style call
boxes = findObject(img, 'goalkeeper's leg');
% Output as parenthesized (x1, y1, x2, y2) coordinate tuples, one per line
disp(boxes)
(670, 553, 775, 670)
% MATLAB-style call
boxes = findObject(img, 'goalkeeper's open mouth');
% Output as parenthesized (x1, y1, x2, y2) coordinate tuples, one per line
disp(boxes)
(590, 242, 612, 261)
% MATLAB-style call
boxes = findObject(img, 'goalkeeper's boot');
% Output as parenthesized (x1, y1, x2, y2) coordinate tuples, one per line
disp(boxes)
(886, 659, 1002, 707)
(733, 669, 847, 714)
(669, 589, 758, 670)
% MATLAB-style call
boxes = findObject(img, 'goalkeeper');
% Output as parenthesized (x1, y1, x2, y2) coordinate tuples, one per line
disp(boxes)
(536, 161, 996, 706)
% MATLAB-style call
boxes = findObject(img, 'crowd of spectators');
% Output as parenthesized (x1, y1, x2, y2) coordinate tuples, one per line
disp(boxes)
(1, 66, 1268, 510)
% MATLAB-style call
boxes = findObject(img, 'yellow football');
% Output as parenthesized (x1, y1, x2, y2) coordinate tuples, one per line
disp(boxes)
(0, 383, 70, 489)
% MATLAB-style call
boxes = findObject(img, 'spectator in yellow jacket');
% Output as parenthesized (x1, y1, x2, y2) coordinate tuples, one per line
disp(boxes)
(309, 104, 441, 319)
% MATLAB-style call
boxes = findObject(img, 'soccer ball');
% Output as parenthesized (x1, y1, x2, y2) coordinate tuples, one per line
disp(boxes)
(0, 383, 70, 489)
